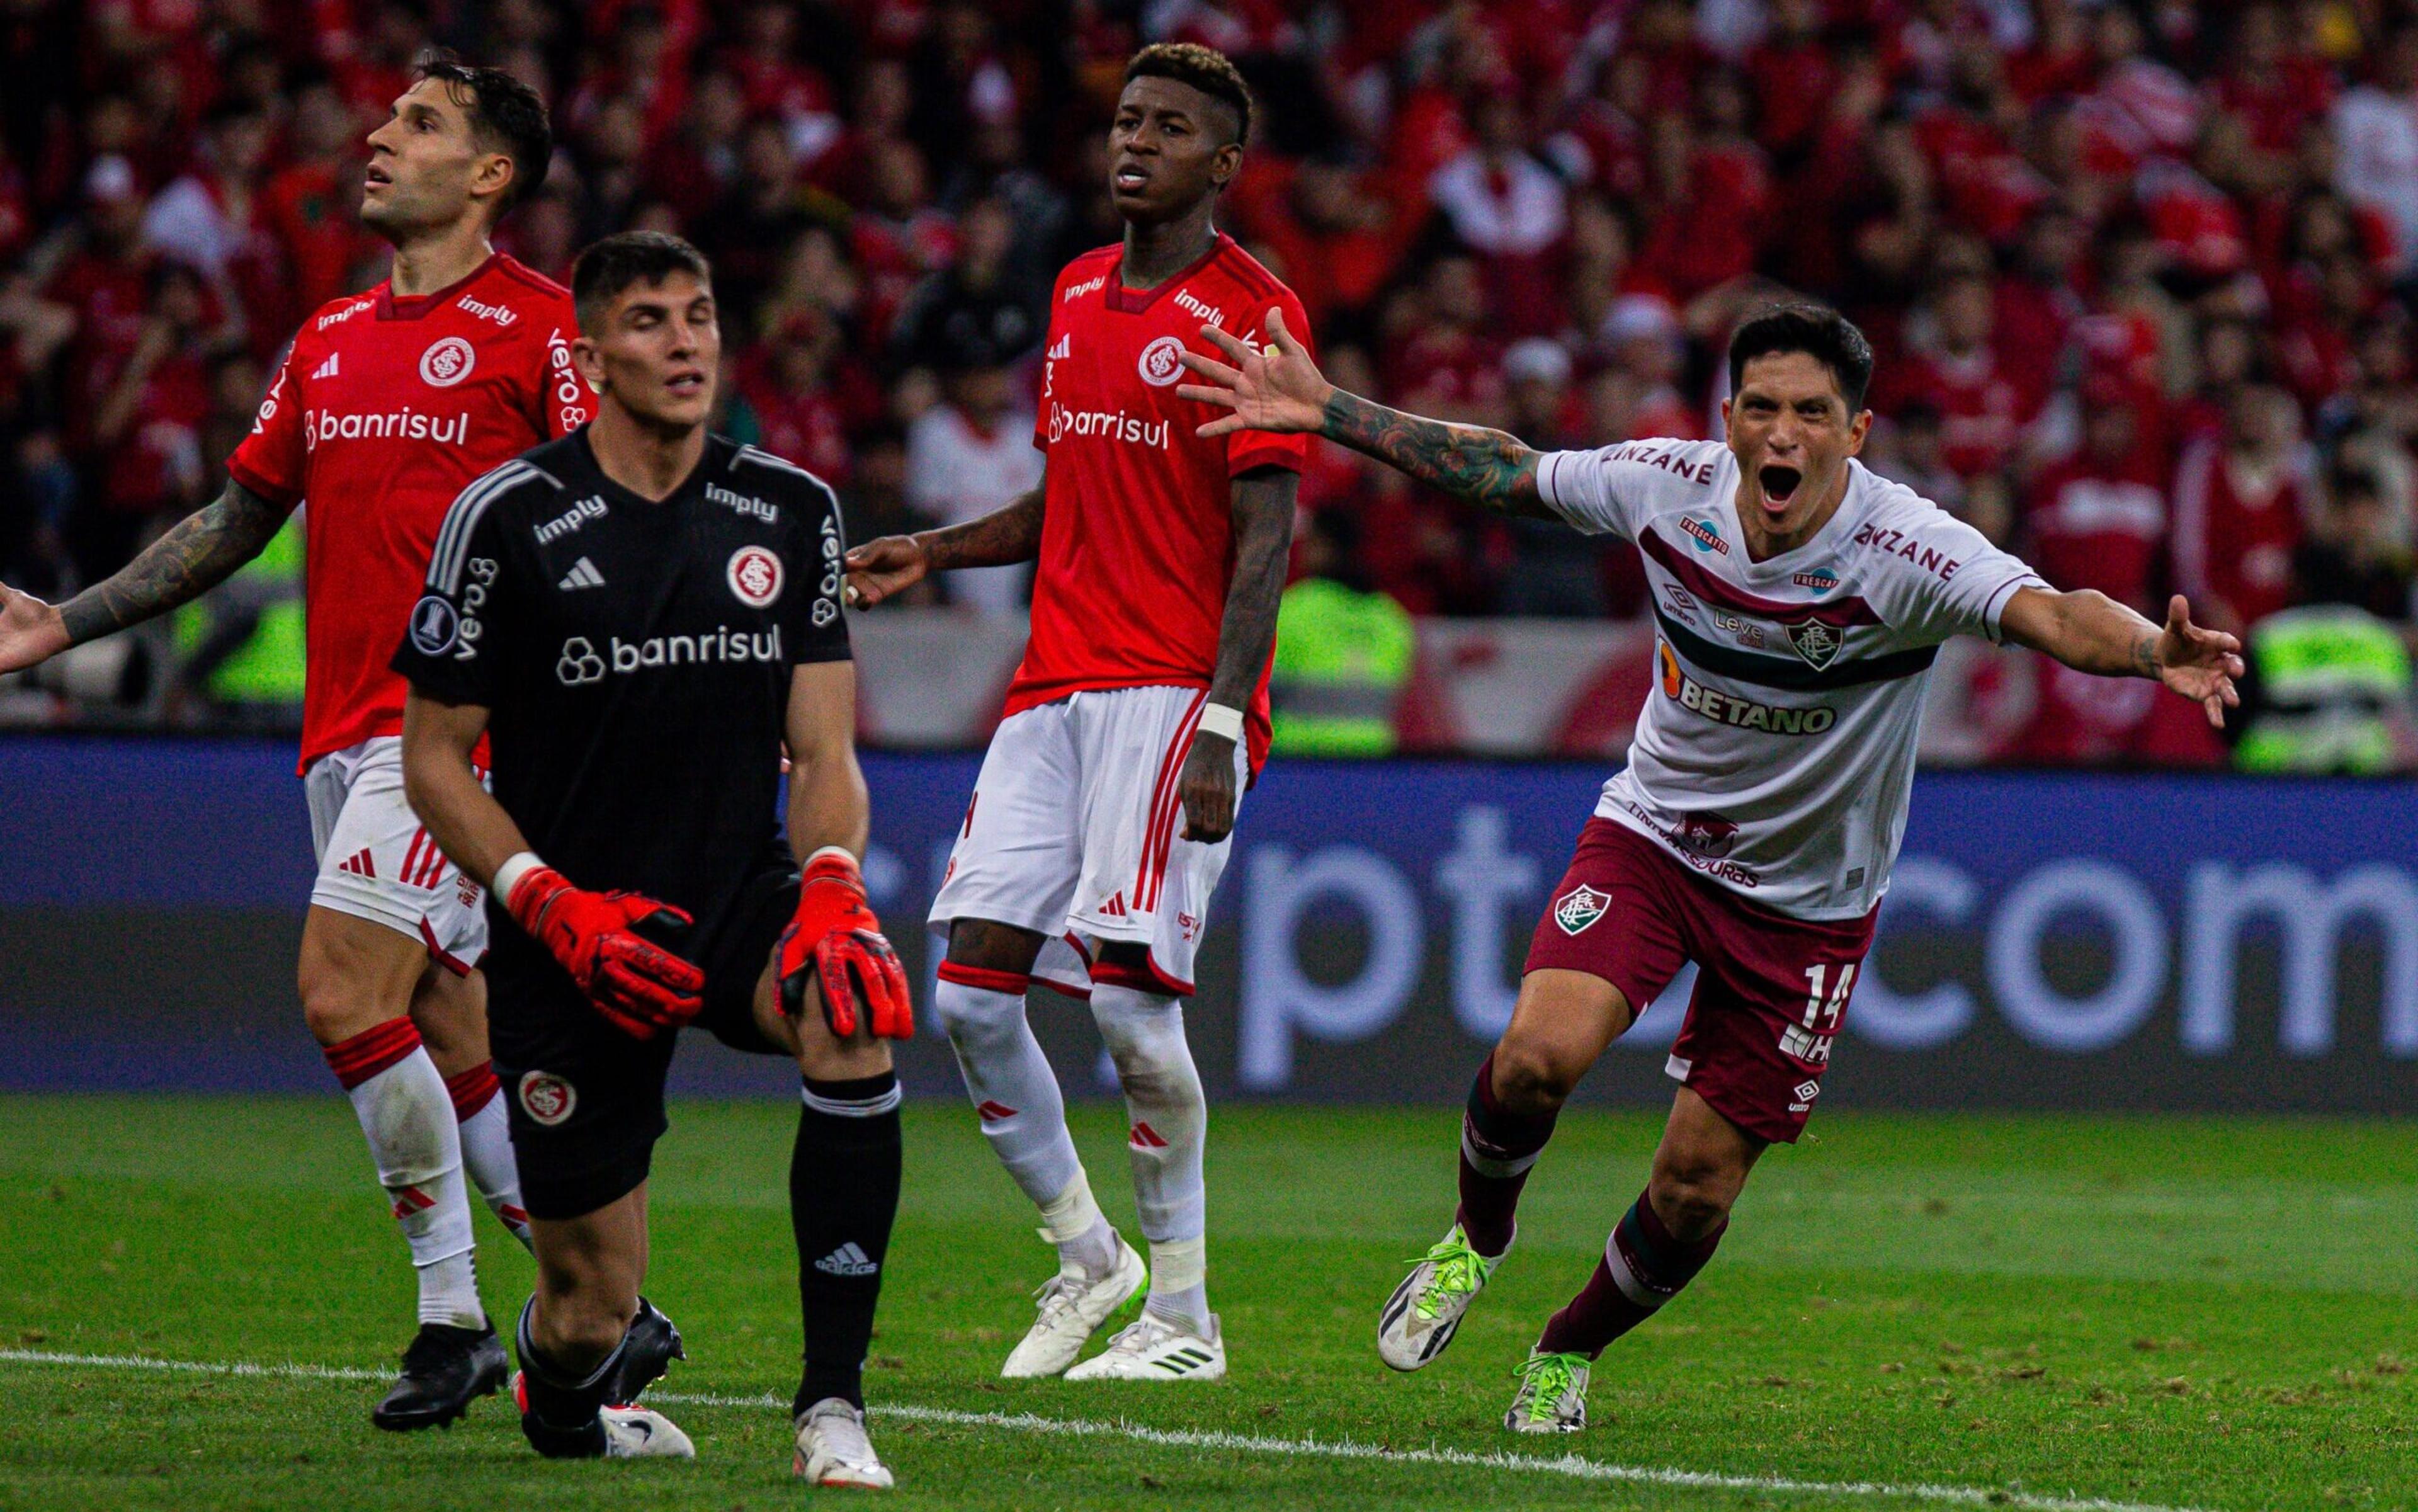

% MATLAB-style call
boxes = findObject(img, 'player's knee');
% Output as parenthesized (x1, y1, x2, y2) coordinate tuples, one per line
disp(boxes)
(298, 970, 380, 1047)
(944, 918, 1045, 977)
(1647, 1154, 1742, 1239)
(1491, 1035, 1581, 1112)
(934, 979, 1023, 1046)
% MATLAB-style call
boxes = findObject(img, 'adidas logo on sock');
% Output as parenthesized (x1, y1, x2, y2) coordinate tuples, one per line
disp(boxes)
(814, 1242, 878, 1278)
(558, 557, 606, 591)
(312, 351, 339, 380)
(976, 1100, 1018, 1122)
(1129, 1122, 1169, 1149)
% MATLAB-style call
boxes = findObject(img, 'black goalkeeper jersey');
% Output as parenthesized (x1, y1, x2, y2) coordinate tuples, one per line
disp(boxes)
(391, 426, 849, 978)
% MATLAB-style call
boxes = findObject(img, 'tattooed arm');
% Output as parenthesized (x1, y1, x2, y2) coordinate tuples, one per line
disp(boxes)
(1176, 306, 1555, 520)
(2000, 588, 2245, 728)
(841, 474, 1046, 606)
(1178, 465, 1297, 843)
(0, 477, 290, 673)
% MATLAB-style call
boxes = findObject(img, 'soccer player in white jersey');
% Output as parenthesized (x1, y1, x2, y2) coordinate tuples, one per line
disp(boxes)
(1178, 302, 2243, 1432)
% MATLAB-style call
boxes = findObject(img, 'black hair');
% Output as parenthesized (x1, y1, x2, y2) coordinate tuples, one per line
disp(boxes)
(414, 50, 552, 216)
(1125, 42, 1252, 147)
(571, 230, 712, 331)
(1727, 302, 1876, 412)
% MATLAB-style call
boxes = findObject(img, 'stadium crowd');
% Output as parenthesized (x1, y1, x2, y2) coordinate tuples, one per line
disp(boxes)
(0, 0, 2414, 765)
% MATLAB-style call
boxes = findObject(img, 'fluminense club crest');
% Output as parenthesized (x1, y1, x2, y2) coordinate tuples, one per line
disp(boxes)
(1785, 617, 1843, 670)
(1553, 884, 1611, 936)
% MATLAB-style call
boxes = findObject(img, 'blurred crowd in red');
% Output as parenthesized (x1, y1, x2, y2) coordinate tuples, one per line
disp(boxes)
(1, 0, 2415, 763)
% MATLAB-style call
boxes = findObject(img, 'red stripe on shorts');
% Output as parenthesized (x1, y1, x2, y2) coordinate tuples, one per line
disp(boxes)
(1135, 690, 1209, 911)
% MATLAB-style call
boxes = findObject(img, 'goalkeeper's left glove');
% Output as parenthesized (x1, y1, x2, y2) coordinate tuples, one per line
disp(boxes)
(777, 846, 913, 1039)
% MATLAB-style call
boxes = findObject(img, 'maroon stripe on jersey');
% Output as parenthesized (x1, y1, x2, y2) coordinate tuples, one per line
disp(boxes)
(1640, 530, 1882, 628)
(1135, 691, 1210, 907)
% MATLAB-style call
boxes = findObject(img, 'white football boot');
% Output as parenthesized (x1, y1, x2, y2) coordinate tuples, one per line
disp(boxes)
(1000, 1232, 1147, 1378)
(793, 1397, 894, 1489)
(600, 1404, 697, 1457)
(1062, 1310, 1225, 1382)
(1377, 1223, 1503, 1372)
(1503, 1351, 1590, 1433)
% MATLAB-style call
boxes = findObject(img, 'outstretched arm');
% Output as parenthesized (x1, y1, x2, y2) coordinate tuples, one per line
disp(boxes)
(2000, 589, 2245, 727)
(1179, 465, 1297, 843)
(1177, 307, 1553, 520)
(0, 477, 290, 673)
(841, 474, 1047, 607)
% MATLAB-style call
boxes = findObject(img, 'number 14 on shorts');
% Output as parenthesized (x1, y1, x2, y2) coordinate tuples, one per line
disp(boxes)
(1778, 963, 1856, 1067)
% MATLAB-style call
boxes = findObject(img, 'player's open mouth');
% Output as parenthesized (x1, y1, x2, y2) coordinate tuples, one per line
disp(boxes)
(365, 166, 391, 188)
(1113, 165, 1149, 192)
(666, 372, 706, 396)
(1759, 465, 1802, 509)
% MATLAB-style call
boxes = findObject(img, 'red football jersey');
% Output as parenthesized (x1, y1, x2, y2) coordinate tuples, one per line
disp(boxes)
(227, 253, 593, 772)
(1008, 234, 1312, 772)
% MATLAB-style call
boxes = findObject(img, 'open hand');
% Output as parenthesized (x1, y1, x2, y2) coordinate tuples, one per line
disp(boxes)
(2153, 594, 2245, 727)
(841, 534, 930, 608)
(0, 582, 70, 675)
(1176, 305, 1331, 440)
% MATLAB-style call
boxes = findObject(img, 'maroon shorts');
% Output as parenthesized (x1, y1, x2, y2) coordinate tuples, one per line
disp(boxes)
(1523, 817, 1878, 1144)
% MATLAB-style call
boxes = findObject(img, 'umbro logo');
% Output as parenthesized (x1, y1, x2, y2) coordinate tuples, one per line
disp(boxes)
(311, 351, 339, 380)
(814, 1242, 879, 1277)
(558, 557, 605, 591)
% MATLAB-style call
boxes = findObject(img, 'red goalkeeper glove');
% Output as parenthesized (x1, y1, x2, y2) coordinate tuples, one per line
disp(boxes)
(502, 860, 705, 1040)
(778, 848, 913, 1039)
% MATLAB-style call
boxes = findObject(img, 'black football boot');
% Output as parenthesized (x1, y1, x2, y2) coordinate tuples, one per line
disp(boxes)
(600, 1295, 686, 1405)
(372, 1321, 509, 1430)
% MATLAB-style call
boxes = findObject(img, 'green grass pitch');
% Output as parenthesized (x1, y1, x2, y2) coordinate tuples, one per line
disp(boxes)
(3, 1094, 2414, 1511)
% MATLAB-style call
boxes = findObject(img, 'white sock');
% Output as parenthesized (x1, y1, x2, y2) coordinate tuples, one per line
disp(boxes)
(1038, 1170, 1120, 1278)
(936, 974, 1084, 1210)
(450, 1067, 532, 1251)
(1091, 983, 1208, 1327)
(327, 1021, 482, 1329)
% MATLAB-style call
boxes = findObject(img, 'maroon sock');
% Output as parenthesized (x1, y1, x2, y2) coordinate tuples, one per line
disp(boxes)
(1453, 1052, 1558, 1257)
(1536, 1186, 1726, 1358)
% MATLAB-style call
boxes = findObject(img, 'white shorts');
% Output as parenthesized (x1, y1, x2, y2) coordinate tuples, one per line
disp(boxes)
(929, 685, 1246, 998)
(304, 735, 489, 974)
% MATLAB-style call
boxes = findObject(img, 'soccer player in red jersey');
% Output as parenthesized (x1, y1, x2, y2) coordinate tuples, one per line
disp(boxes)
(846, 43, 1306, 1382)
(0, 57, 653, 1430)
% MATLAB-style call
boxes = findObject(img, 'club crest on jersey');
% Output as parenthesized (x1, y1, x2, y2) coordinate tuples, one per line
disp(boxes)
(1553, 885, 1611, 936)
(1785, 618, 1844, 669)
(727, 544, 784, 608)
(419, 336, 476, 388)
(1680, 515, 1727, 554)
(408, 594, 459, 655)
(518, 1071, 576, 1127)
(1137, 334, 1188, 387)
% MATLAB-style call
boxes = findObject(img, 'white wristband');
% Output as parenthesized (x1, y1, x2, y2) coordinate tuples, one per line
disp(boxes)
(1196, 702, 1246, 743)
(491, 851, 545, 910)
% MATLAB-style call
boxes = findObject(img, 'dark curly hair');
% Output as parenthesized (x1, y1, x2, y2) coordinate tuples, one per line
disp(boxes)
(1125, 42, 1252, 147)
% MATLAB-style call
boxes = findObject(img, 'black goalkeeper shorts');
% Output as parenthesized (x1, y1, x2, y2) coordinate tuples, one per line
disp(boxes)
(487, 864, 800, 1221)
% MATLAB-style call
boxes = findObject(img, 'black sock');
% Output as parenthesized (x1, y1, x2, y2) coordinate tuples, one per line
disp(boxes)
(792, 1071, 903, 1416)
(514, 1297, 625, 1458)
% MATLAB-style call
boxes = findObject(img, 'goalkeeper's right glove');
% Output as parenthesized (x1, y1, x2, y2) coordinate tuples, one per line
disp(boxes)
(497, 854, 705, 1040)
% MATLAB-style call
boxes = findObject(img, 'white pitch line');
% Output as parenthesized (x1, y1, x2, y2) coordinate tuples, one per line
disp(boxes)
(0, 1347, 2211, 1512)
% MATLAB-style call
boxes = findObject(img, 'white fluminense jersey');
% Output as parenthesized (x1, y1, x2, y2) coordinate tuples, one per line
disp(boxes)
(1540, 439, 2046, 920)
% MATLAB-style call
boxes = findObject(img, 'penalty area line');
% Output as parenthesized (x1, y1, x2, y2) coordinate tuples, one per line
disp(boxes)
(0, 1347, 2211, 1512)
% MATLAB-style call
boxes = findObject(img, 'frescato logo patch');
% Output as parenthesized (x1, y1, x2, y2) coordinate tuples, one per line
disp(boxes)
(1137, 335, 1186, 387)
(1553, 884, 1611, 936)
(420, 336, 476, 388)
(518, 1071, 576, 1126)
(727, 544, 784, 608)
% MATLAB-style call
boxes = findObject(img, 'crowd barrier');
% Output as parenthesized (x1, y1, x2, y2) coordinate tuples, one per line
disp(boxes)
(3, 737, 2412, 1113)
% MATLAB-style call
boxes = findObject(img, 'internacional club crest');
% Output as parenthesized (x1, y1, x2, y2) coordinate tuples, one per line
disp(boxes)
(419, 336, 476, 387)
(518, 1071, 576, 1127)
(1785, 617, 1843, 670)
(1553, 884, 1611, 936)
(1137, 334, 1187, 387)
(727, 544, 785, 608)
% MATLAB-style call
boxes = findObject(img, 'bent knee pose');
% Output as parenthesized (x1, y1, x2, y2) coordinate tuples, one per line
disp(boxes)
(1178, 298, 2244, 1431)
(844, 42, 1304, 1384)
(0, 58, 591, 1429)
(395, 233, 910, 1486)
